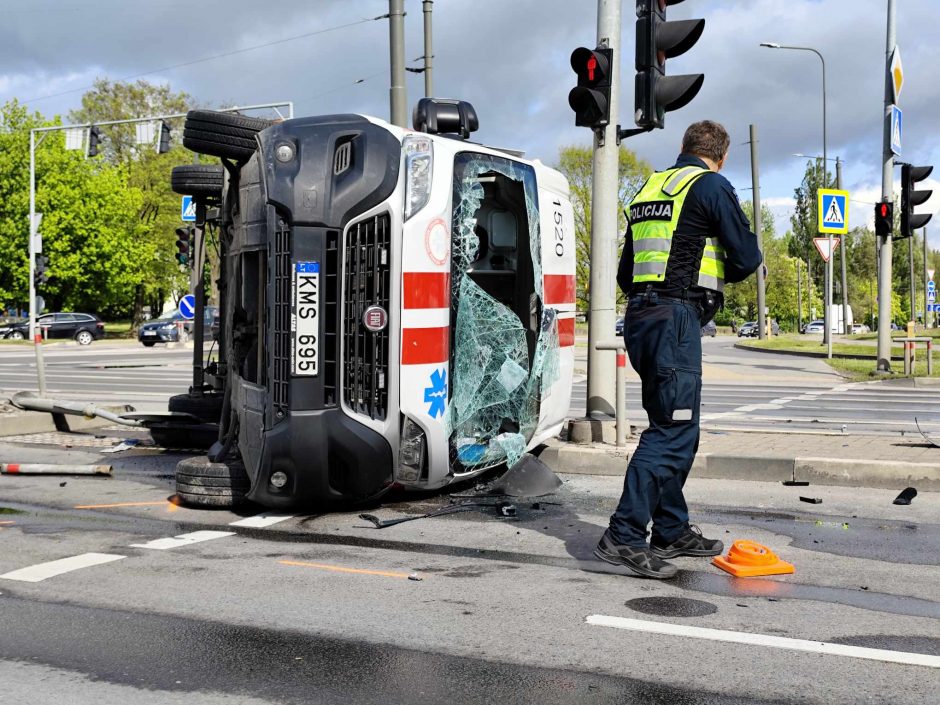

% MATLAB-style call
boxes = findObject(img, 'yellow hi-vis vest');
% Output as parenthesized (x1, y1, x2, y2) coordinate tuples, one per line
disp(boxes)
(628, 165, 726, 292)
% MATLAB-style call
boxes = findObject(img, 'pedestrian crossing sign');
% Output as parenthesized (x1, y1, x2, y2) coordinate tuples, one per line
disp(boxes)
(817, 188, 850, 234)
(181, 195, 196, 222)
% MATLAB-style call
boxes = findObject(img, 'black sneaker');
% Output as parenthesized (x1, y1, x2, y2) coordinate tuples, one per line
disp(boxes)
(593, 530, 678, 579)
(650, 525, 723, 559)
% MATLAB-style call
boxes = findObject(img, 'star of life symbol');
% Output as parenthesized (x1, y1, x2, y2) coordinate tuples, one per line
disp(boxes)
(424, 368, 447, 418)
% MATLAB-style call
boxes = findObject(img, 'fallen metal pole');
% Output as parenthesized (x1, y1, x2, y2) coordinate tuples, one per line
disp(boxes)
(10, 391, 140, 427)
(1, 463, 112, 476)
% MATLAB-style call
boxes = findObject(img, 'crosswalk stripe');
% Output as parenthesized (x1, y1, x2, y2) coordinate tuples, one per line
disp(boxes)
(0, 553, 125, 583)
(130, 531, 235, 550)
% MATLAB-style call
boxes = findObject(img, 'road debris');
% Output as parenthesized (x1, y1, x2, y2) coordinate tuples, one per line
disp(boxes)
(1, 463, 112, 476)
(799, 496, 823, 504)
(892, 487, 917, 505)
(359, 503, 487, 529)
(100, 439, 141, 454)
(782, 480, 810, 487)
(712, 540, 795, 577)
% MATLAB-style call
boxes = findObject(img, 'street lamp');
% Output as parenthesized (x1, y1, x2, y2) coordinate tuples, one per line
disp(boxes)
(762, 42, 832, 356)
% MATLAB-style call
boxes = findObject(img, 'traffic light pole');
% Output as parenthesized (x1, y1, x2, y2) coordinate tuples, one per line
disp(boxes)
(585, 0, 621, 419)
(876, 0, 896, 372)
(750, 125, 767, 340)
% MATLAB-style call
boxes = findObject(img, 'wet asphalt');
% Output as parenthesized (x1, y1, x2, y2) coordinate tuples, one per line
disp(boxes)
(0, 595, 789, 705)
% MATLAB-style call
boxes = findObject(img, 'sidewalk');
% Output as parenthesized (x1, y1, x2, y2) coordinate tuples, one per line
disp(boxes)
(542, 428, 940, 490)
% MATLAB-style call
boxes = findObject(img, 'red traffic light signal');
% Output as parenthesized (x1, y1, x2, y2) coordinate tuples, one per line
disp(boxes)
(874, 201, 893, 238)
(568, 46, 613, 129)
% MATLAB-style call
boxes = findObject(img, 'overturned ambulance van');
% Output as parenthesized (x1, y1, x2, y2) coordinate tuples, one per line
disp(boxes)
(178, 99, 576, 509)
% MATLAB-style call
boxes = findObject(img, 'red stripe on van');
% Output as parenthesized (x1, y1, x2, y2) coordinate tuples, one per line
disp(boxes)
(403, 272, 450, 309)
(544, 274, 576, 305)
(401, 327, 449, 364)
(558, 318, 575, 347)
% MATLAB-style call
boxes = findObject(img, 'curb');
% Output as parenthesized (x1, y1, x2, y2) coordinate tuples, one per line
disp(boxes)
(541, 442, 940, 490)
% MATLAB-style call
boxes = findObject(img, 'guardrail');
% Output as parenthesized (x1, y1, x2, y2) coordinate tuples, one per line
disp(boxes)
(594, 339, 629, 446)
(900, 336, 933, 375)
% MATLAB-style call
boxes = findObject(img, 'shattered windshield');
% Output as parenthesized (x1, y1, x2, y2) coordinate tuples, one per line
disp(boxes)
(445, 152, 560, 471)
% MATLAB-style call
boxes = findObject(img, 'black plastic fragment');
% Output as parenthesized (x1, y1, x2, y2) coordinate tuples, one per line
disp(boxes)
(893, 487, 917, 506)
(800, 496, 822, 504)
(782, 480, 810, 486)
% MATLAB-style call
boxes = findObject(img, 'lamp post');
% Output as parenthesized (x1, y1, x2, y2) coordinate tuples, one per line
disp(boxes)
(762, 42, 831, 357)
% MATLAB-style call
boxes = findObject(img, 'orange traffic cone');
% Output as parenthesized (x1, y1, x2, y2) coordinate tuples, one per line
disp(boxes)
(712, 540, 794, 577)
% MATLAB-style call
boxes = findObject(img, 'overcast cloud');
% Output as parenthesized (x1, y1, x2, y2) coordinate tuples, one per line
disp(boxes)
(2, 0, 939, 240)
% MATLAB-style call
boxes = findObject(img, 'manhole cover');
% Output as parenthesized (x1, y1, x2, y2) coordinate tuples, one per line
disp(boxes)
(625, 596, 717, 617)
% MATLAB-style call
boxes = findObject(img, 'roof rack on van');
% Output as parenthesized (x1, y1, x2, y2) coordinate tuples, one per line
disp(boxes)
(413, 98, 479, 139)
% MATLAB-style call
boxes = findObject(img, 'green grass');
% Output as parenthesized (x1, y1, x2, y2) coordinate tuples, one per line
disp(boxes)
(738, 335, 904, 358)
(103, 320, 135, 339)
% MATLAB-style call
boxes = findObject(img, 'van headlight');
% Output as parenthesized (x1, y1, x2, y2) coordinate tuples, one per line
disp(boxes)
(403, 135, 433, 221)
(398, 415, 427, 482)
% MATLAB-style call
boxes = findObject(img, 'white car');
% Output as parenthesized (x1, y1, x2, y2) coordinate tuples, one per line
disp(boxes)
(802, 320, 825, 334)
(851, 323, 871, 334)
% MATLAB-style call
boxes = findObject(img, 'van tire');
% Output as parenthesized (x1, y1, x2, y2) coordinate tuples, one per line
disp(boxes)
(168, 392, 224, 423)
(182, 110, 274, 162)
(170, 164, 224, 199)
(175, 457, 250, 508)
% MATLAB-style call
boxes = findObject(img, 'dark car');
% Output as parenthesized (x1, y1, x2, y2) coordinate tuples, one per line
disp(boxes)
(701, 319, 717, 337)
(738, 320, 779, 337)
(138, 306, 218, 346)
(615, 317, 624, 336)
(2, 312, 104, 345)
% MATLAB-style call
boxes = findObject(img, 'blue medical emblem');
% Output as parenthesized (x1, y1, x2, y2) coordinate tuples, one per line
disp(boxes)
(424, 368, 447, 418)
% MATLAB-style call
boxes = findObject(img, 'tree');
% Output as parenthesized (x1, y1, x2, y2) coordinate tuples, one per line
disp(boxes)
(555, 145, 652, 312)
(69, 79, 197, 323)
(0, 100, 148, 317)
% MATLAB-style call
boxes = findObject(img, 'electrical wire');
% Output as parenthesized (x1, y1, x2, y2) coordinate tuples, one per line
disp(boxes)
(22, 16, 384, 105)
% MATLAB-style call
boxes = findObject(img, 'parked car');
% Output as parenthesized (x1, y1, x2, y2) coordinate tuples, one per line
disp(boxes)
(851, 323, 871, 334)
(138, 306, 218, 346)
(802, 320, 825, 334)
(2, 312, 104, 345)
(701, 319, 717, 337)
(615, 317, 624, 336)
(738, 319, 780, 337)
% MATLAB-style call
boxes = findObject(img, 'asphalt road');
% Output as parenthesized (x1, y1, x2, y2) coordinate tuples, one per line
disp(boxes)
(4, 337, 940, 433)
(0, 442, 937, 705)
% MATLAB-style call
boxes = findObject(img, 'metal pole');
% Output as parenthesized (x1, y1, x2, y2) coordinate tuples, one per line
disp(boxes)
(819, 50, 831, 357)
(924, 227, 930, 328)
(28, 130, 47, 397)
(388, 0, 408, 127)
(877, 0, 896, 371)
(837, 158, 850, 334)
(797, 259, 803, 332)
(422, 0, 434, 97)
(585, 0, 621, 418)
(751, 125, 766, 340)
(909, 228, 916, 323)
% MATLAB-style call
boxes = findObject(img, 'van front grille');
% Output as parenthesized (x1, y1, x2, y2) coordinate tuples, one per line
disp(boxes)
(272, 218, 291, 420)
(343, 213, 390, 421)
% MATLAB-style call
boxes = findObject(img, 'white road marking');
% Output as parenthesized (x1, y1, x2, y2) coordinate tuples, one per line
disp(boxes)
(229, 513, 295, 528)
(130, 530, 235, 550)
(586, 615, 940, 669)
(0, 553, 125, 583)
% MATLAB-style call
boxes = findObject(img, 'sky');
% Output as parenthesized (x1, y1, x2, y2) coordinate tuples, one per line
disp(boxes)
(2, 0, 939, 243)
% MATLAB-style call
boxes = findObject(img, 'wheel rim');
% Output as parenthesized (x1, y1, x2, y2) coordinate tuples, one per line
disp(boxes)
(77, 331, 92, 345)
(10, 331, 24, 340)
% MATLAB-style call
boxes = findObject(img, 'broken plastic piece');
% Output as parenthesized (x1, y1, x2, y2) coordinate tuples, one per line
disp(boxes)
(892, 487, 917, 505)
(488, 453, 562, 497)
(712, 540, 795, 577)
(408, 573, 423, 582)
(782, 480, 810, 487)
(497, 502, 517, 517)
(799, 496, 822, 504)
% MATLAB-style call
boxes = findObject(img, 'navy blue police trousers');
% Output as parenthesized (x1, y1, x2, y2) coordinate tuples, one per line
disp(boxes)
(608, 293, 702, 547)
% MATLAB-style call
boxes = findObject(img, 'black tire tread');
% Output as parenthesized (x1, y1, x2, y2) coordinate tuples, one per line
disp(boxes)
(175, 483, 247, 497)
(175, 457, 249, 480)
(183, 135, 256, 161)
(175, 491, 240, 508)
(185, 110, 274, 134)
(168, 393, 224, 423)
(170, 165, 224, 197)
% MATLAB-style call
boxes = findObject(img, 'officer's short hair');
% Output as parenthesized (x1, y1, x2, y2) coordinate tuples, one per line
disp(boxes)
(681, 121, 731, 162)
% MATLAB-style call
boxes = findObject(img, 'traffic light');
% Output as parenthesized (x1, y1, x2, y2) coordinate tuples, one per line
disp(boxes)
(157, 121, 171, 154)
(635, 0, 705, 130)
(175, 226, 192, 266)
(568, 46, 614, 129)
(87, 126, 102, 158)
(899, 164, 933, 239)
(34, 254, 49, 288)
(874, 201, 893, 238)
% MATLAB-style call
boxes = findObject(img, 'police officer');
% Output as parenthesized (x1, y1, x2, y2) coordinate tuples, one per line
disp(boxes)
(595, 120, 762, 579)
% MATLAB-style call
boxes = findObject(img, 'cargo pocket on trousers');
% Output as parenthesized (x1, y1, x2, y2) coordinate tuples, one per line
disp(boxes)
(650, 367, 700, 425)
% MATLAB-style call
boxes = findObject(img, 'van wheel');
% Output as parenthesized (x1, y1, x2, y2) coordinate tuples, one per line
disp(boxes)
(168, 392, 224, 424)
(170, 164, 225, 199)
(175, 457, 250, 508)
(182, 110, 275, 162)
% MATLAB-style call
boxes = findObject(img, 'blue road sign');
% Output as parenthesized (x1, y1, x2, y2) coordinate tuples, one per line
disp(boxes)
(178, 294, 196, 320)
(929, 291, 936, 304)
(890, 105, 902, 156)
(181, 195, 196, 222)
(818, 189, 849, 234)
(928, 304, 940, 313)
(928, 280, 936, 292)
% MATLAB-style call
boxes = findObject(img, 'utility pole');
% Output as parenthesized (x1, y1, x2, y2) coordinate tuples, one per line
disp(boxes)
(388, 0, 408, 127)
(837, 158, 850, 334)
(909, 228, 916, 323)
(876, 0, 896, 371)
(422, 0, 434, 97)
(923, 227, 929, 328)
(585, 0, 621, 418)
(797, 259, 803, 331)
(750, 125, 766, 339)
